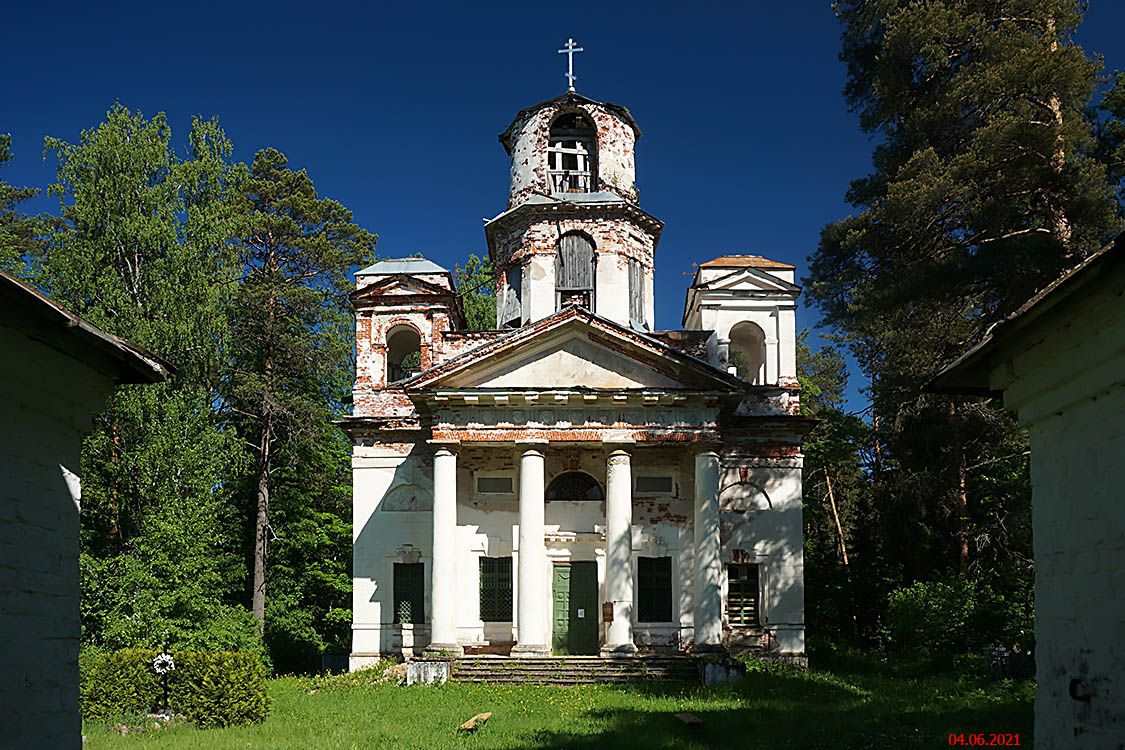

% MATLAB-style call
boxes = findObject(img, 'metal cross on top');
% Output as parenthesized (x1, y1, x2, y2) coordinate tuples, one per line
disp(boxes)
(558, 38, 584, 92)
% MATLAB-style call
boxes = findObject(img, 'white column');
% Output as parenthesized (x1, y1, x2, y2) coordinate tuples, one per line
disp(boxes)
(424, 447, 463, 656)
(512, 444, 550, 656)
(603, 449, 637, 655)
(694, 450, 723, 651)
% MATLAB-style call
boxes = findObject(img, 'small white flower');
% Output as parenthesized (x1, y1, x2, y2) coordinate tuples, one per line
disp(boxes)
(153, 653, 175, 675)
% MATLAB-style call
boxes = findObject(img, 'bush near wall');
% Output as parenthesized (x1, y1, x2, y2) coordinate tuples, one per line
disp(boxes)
(81, 649, 270, 727)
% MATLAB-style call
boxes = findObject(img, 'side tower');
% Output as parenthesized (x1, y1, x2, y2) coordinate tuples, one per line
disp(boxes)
(485, 93, 662, 330)
(682, 255, 801, 387)
(351, 258, 463, 419)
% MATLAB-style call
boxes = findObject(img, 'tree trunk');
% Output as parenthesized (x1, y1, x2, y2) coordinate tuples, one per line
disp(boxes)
(251, 272, 279, 631)
(1045, 15, 1074, 253)
(824, 469, 850, 567)
(251, 420, 271, 628)
(949, 399, 970, 571)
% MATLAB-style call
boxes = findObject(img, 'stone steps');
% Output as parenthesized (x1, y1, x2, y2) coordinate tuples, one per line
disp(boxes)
(449, 655, 701, 685)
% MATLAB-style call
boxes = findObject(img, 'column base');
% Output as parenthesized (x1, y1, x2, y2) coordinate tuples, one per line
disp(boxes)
(600, 643, 638, 658)
(510, 643, 551, 658)
(421, 642, 464, 659)
(691, 642, 727, 655)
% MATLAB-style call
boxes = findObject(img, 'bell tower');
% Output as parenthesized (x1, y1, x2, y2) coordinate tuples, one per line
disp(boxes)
(485, 89, 663, 331)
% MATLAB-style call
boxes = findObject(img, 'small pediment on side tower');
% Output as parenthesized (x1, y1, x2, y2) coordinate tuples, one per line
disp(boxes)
(697, 266, 800, 295)
(350, 273, 452, 302)
(405, 307, 744, 392)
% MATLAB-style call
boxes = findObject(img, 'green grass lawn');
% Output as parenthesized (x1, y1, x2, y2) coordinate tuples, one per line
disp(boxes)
(82, 659, 1034, 749)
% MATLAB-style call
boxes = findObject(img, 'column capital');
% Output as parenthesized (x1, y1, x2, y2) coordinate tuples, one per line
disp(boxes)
(516, 438, 548, 455)
(607, 449, 632, 466)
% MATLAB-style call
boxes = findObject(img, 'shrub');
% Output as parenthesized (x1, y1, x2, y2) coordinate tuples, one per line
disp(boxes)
(883, 576, 1033, 669)
(81, 648, 270, 727)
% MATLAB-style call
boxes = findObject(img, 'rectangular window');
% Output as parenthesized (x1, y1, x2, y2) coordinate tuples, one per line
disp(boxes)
(476, 476, 514, 495)
(727, 563, 760, 626)
(635, 475, 673, 495)
(393, 562, 425, 624)
(637, 556, 673, 622)
(479, 556, 513, 622)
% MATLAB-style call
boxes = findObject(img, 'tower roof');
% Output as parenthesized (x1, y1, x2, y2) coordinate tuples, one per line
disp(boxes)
(698, 255, 795, 271)
(356, 258, 450, 276)
(498, 92, 642, 154)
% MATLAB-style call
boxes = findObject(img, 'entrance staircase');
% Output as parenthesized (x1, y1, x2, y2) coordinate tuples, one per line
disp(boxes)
(449, 655, 701, 685)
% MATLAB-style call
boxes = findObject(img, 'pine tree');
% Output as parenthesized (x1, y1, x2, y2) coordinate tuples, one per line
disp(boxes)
(225, 148, 376, 631)
(807, 1, 1119, 631)
(0, 134, 48, 275)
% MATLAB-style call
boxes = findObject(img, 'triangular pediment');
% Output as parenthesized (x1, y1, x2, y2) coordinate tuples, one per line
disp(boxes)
(351, 274, 452, 302)
(703, 267, 800, 294)
(407, 308, 743, 392)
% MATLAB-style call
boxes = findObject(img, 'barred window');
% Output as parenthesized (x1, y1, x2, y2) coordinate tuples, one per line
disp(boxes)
(637, 556, 673, 622)
(393, 562, 425, 624)
(727, 563, 760, 626)
(479, 556, 513, 622)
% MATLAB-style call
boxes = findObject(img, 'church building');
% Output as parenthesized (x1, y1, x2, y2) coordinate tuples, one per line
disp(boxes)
(344, 85, 810, 666)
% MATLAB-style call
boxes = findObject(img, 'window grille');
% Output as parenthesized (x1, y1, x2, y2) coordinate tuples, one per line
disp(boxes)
(637, 556, 673, 622)
(479, 557, 513, 622)
(727, 563, 760, 626)
(393, 562, 425, 624)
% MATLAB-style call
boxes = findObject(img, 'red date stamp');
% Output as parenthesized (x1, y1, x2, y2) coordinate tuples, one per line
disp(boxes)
(948, 733, 1021, 746)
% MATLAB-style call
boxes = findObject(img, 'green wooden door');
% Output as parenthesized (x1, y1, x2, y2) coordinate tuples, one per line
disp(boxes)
(552, 562, 599, 655)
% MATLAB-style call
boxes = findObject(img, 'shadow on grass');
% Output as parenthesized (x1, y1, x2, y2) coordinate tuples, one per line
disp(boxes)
(493, 667, 1033, 750)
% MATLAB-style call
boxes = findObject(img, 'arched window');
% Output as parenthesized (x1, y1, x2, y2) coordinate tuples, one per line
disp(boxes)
(548, 112, 597, 193)
(386, 325, 421, 383)
(729, 322, 766, 384)
(556, 232, 596, 310)
(546, 471, 604, 502)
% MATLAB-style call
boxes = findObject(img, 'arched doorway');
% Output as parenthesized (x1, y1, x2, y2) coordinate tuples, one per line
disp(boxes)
(546, 471, 604, 502)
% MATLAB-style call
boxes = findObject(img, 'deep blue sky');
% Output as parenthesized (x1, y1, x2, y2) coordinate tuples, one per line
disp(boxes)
(5, 1, 1125, 405)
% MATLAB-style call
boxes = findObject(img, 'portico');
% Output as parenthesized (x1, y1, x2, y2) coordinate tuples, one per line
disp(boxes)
(418, 430, 724, 658)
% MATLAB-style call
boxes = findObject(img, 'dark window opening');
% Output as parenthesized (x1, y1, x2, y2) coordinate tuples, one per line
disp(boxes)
(637, 556, 673, 622)
(387, 325, 422, 383)
(476, 476, 514, 494)
(545, 471, 604, 502)
(635, 475, 673, 494)
(548, 112, 597, 193)
(727, 563, 760, 626)
(393, 562, 425, 624)
(479, 556, 513, 622)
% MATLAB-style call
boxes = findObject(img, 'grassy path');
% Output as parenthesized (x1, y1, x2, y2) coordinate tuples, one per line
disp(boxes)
(83, 662, 1033, 749)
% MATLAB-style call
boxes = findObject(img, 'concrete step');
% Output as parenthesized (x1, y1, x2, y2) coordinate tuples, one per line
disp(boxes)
(449, 656, 701, 684)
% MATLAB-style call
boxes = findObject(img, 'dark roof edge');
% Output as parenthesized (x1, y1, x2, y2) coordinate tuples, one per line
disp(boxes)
(929, 233, 1125, 394)
(1, 270, 172, 384)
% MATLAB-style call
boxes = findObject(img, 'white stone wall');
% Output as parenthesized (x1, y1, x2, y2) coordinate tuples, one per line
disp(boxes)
(719, 459, 805, 655)
(351, 442, 806, 660)
(682, 268, 798, 385)
(981, 266, 1125, 750)
(0, 325, 115, 749)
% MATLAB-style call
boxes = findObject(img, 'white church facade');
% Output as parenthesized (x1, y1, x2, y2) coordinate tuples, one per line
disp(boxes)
(344, 90, 810, 666)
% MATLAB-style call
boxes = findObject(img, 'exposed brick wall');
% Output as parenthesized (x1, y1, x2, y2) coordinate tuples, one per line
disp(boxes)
(506, 101, 638, 208)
